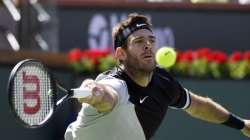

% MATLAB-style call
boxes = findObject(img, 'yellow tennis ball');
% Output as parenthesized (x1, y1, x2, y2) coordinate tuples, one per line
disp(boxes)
(155, 46, 176, 68)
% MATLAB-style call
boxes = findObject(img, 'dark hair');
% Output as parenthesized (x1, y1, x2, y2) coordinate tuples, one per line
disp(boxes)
(112, 13, 152, 50)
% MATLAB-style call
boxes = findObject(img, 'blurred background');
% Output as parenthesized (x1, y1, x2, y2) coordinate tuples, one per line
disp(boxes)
(0, 0, 250, 140)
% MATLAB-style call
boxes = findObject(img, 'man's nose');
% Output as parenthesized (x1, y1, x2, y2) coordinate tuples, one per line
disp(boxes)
(144, 41, 153, 50)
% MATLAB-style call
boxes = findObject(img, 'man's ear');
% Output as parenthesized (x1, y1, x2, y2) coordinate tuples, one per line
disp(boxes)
(115, 47, 127, 61)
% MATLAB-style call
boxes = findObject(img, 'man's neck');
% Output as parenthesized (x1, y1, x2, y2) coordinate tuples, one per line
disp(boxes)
(122, 65, 153, 87)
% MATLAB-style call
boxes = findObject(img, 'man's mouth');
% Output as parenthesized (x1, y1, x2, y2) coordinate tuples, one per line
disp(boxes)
(143, 54, 154, 60)
(144, 55, 152, 58)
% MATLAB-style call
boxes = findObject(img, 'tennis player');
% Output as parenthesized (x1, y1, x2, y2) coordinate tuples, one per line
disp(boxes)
(65, 13, 250, 140)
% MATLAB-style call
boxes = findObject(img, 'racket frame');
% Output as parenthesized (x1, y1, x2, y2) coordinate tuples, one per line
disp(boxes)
(7, 59, 57, 128)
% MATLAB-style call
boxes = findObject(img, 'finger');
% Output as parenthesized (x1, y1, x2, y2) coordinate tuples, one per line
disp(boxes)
(92, 86, 104, 103)
(80, 79, 94, 88)
(93, 102, 112, 113)
(80, 86, 103, 105)
(77, 97, 89, 103)
(88, 86, 104, 105)
(78, 94, 93, 104)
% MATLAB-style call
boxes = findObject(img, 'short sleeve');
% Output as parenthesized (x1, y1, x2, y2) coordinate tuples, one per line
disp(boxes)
(169, 84, 191, 110)
(95, 73, 129, 105)
(156, 67, 191, 109)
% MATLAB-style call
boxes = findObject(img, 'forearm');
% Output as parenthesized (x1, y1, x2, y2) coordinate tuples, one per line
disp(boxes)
(185, 92, 230, 124)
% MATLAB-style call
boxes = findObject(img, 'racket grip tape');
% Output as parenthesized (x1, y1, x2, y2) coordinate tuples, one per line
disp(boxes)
(70, 88, 92, 98)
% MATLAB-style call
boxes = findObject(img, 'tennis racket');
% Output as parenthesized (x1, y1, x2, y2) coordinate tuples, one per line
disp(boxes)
(7, 59, 91, 128)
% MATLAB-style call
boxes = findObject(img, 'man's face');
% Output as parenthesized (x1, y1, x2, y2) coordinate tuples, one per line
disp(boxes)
(123, 29, 156, 73)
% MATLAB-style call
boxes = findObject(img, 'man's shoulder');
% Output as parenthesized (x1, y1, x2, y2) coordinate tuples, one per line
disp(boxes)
(153, 66, 177, 84)
(96, 67, 124, 81)
(154, 66, 172, 77)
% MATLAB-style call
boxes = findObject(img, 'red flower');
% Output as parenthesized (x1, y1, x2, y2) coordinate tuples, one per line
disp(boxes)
(208, 51, 227, 64)
(68, 48, 116, 73)
(229, 51, 243, 63)
(68, 48, 82, 61)
(81, 48, 111, 65)
(179, 50, 194, 62)
(176, 50, 182, 63)
(243, 50, 250, 61)
(196, 48, 211, 59)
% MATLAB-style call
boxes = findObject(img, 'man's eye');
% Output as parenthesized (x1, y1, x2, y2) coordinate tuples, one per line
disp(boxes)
(149, 39, 155, 44)
(134, 39, 144, 44)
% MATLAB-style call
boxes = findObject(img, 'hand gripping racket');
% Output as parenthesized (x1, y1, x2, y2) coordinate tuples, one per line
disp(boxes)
(7, 59, 91, 128)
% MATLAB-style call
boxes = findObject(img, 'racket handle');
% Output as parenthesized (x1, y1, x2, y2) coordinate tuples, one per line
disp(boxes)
(71, 88, 92, 98)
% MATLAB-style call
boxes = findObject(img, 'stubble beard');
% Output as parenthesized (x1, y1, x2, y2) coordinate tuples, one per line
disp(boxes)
(124, 53, 156, 77)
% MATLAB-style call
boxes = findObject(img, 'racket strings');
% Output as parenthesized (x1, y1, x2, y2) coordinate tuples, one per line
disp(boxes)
(12, 63, 54, 126)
